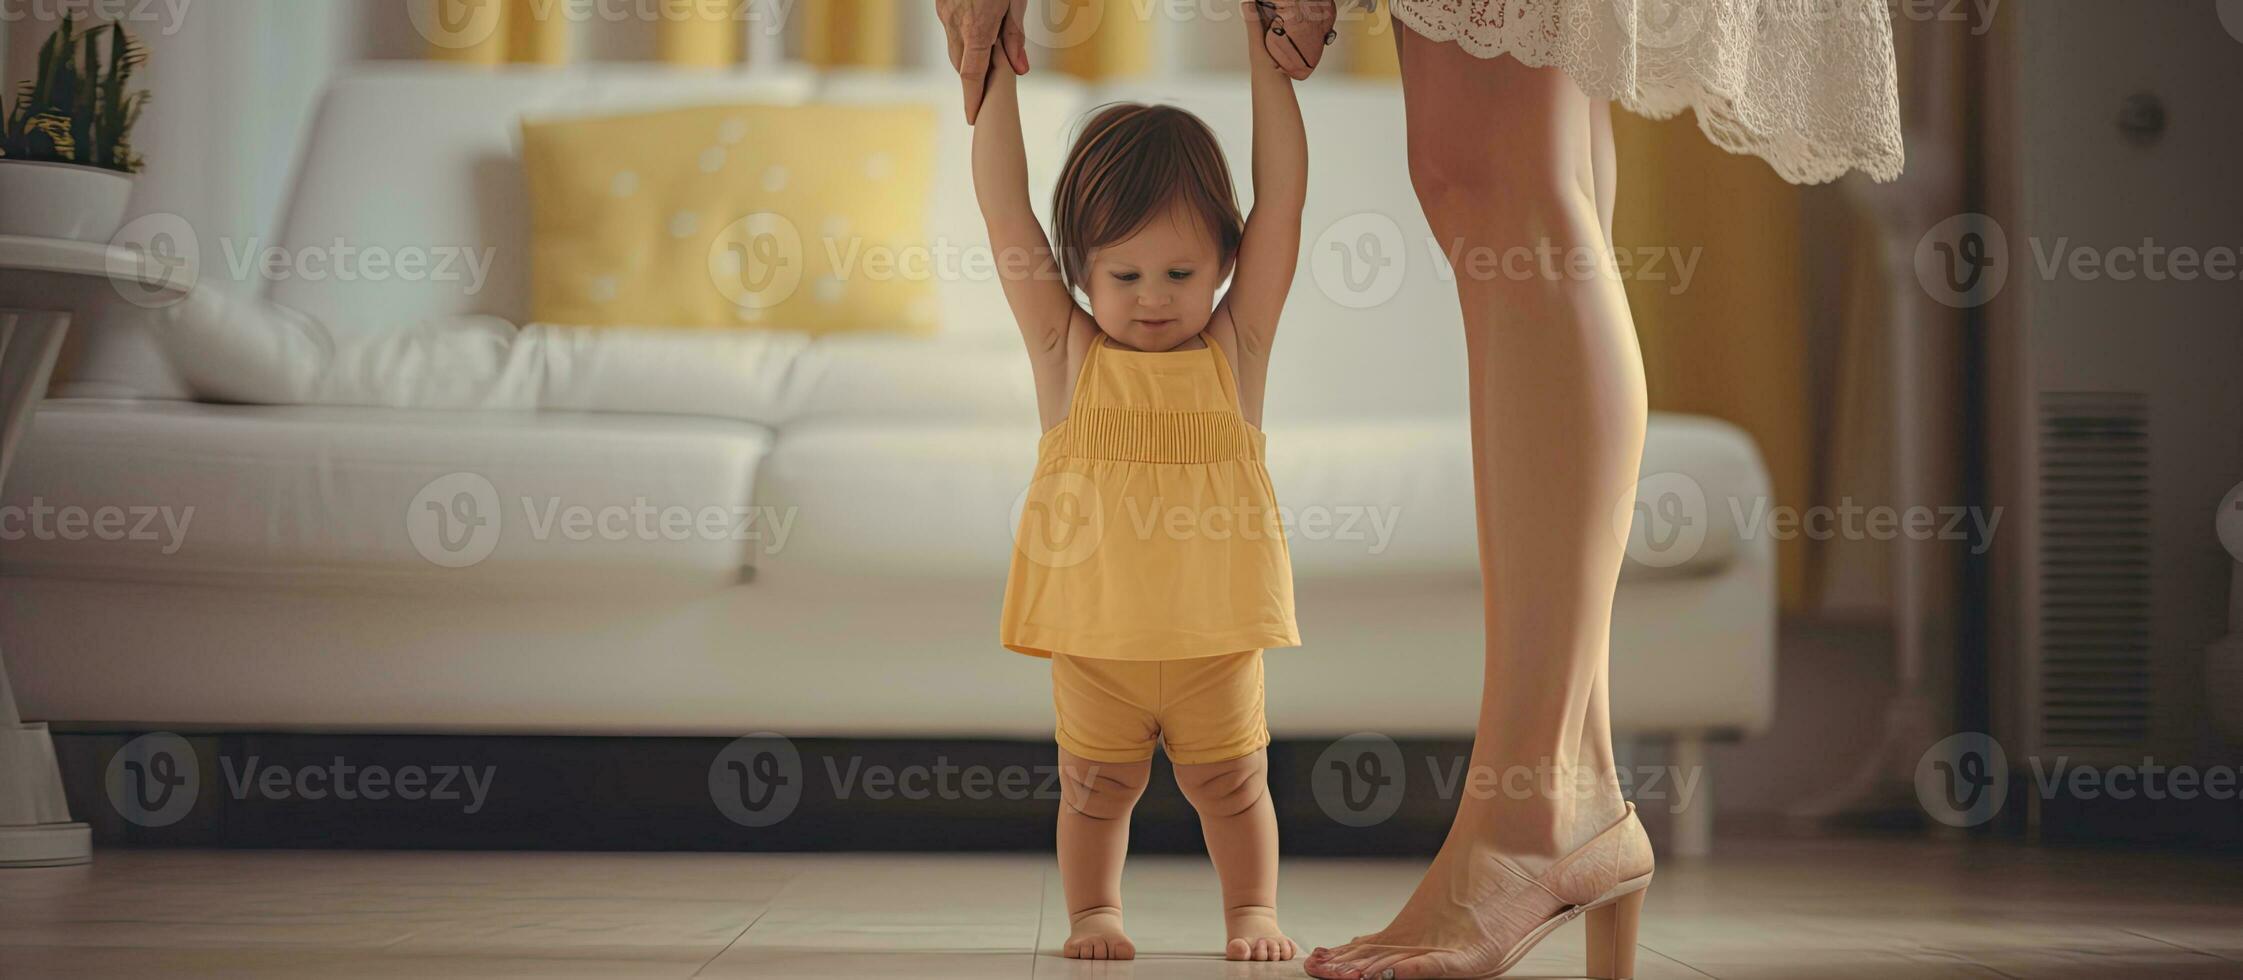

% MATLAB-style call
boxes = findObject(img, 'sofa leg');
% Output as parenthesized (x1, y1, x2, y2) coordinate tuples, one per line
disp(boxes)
(1670, 733, 1713, 858)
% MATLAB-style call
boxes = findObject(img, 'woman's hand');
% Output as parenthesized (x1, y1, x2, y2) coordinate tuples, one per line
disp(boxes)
(937, 0, 1030, 124)
(1254, 0, 1340, 81)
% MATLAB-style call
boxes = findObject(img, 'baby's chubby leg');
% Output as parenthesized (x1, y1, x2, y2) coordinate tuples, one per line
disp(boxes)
(1056, 747, 1150, 960)
(1175, 748, 1296, 961)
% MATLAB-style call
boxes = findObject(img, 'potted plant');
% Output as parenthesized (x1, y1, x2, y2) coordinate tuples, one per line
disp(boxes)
(0, 15, 149, 242)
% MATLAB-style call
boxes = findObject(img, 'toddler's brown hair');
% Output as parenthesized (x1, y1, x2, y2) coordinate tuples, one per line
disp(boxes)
(1050, 103, 1245, 295)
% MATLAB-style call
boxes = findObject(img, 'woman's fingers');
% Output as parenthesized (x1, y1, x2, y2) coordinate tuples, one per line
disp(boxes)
(958, 42, 995, 123)
(1260, 0, 1340, 80)
(939, 0, 1012, 123)
(1003, 0, 1031, 74)
(1260, 0, 1316, 79)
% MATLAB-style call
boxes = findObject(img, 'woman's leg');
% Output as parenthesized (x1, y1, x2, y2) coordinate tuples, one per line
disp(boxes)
(1593, 99, 1617, 244)
(1307, 26, 1646, 980)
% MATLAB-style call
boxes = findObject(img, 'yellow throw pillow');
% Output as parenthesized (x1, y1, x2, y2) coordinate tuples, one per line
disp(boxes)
(521, 103, 937, 334)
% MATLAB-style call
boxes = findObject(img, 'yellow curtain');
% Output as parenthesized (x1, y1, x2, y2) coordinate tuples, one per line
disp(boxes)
(658, 0, 742, 67)
(1613, 114, 1812, 609)
(1341, 2, 1400, 78)
(421, 0, 570, 64)
(510, 0, 571, 64)
(802, 0, 900, 68)
(1050, 0, 1149, 79)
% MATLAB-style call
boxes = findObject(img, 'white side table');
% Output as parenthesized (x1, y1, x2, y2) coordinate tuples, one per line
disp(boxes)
(0, 234, 191, 867)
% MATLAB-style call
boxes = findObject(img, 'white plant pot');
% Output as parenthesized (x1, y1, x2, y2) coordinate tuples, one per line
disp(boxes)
(0, 159, 134, 242)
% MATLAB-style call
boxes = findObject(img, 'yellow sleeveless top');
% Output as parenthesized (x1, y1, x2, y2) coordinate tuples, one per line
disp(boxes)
(1002, 331, 1300, 662)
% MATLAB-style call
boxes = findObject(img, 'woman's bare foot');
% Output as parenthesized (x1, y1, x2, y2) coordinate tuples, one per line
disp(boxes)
(1063, 906, 1136, 960)
(1224, 903, 1297, 961)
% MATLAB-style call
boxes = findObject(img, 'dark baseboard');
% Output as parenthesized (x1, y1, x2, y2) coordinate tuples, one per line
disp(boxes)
(54, 731, 1544, 854)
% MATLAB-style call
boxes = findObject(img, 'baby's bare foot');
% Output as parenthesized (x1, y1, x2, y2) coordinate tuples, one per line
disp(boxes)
(1224, 904, 1297, 961)
(1064, 906, 1136, 960)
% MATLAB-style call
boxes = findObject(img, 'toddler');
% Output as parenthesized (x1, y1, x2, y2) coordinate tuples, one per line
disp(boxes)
(973, 1, 1309, 963)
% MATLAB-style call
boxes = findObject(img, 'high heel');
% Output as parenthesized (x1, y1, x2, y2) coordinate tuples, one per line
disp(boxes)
(1303, 802, 1654, 980)
(1583, 880, 1649, 979)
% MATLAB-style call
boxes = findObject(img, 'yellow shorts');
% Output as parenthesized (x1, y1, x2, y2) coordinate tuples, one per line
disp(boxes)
(1052, 650, 1269, 766)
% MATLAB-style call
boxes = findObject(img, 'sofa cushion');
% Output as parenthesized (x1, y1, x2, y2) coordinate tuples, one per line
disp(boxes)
(521, 102, 938, 334)
(752, 412, 1765, 584)
(2, 399, 773, 596)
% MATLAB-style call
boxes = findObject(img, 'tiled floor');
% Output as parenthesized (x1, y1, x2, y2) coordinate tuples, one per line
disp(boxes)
(3, 837, 2241, 978)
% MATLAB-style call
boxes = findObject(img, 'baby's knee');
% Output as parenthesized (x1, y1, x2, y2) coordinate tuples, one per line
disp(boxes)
(1059, 756, 1150, 821)
(1176, 751, 1270, 818)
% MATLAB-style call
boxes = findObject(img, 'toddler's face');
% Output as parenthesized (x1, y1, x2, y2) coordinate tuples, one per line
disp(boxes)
(1083, 203, 1227, 352)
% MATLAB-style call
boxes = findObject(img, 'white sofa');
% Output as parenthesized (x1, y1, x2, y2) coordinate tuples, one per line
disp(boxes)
(3, 66, 1774, 840)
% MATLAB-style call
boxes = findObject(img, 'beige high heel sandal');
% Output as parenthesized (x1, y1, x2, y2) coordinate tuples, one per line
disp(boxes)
(1324, 802, 1656, 980)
